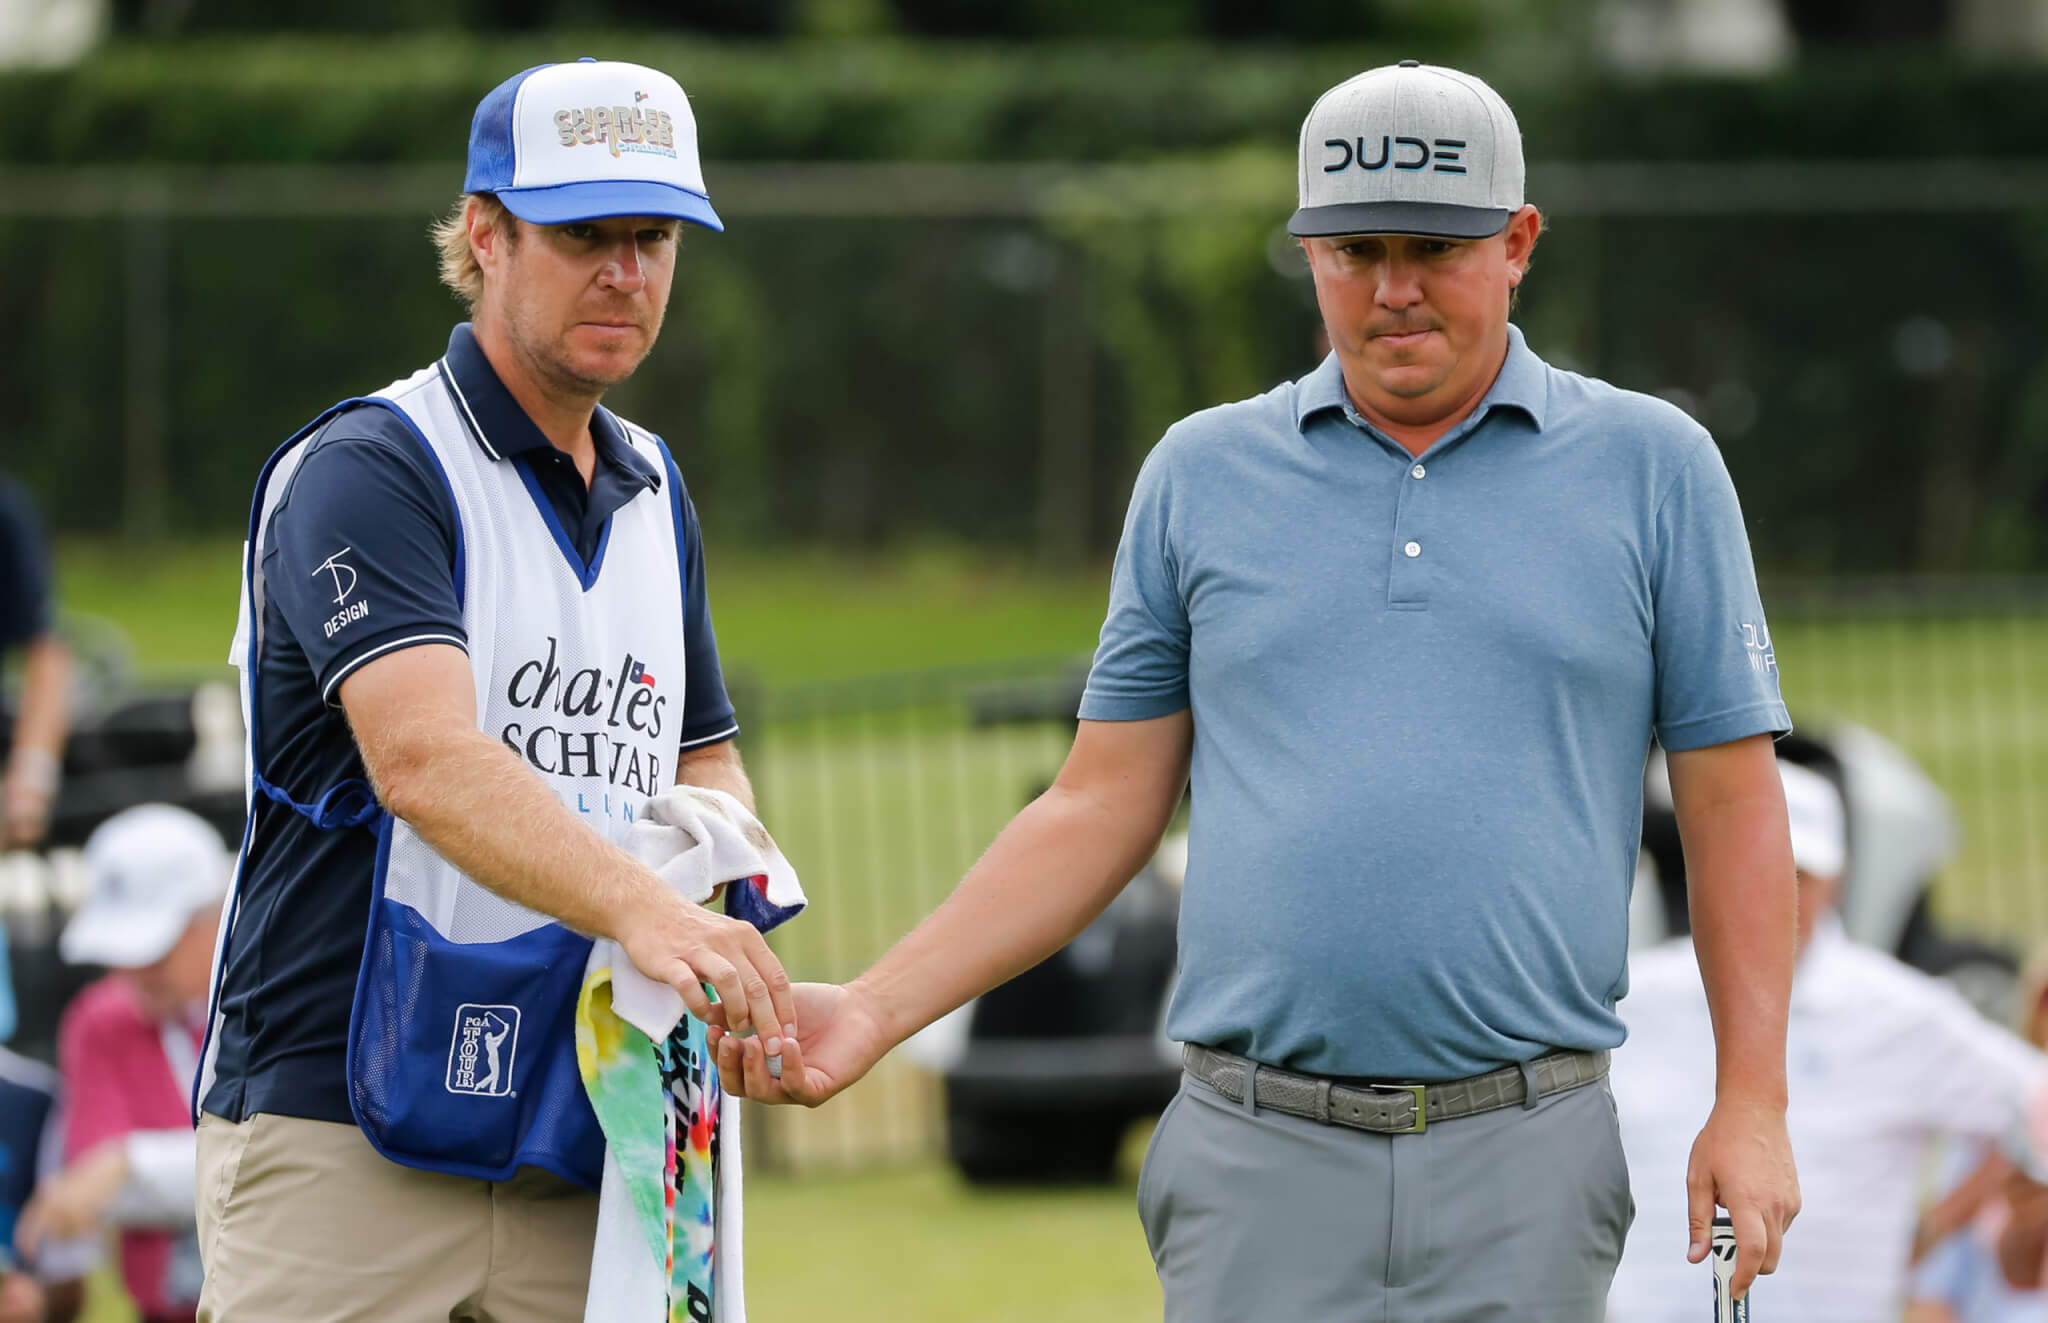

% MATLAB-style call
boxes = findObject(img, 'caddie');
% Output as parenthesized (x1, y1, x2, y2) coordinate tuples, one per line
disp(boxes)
(715, 61, 1802, 1320)
(194, 58, 796, 1323)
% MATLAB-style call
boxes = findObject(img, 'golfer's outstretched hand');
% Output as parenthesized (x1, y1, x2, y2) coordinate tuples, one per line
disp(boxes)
(1686, 1095, 1801, 1299)
(709, 982, 889, 1107)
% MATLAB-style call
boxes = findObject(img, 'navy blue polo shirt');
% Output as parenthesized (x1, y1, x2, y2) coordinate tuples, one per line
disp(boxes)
(202, 324, 739, 1127)
(0, 474, 52, 653)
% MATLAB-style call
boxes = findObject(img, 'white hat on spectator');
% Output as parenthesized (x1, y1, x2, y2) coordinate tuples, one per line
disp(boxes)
(1780, 761, 1847, 881)
(60, 804, 230, 968)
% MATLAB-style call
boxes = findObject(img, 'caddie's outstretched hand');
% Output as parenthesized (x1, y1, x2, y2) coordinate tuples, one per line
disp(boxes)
(1686, 1095, 1801, 1299)
(709, 981, 888, 1107)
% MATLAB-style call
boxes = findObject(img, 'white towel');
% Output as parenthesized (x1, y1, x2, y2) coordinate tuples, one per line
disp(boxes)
(582, 785, 808, 1323)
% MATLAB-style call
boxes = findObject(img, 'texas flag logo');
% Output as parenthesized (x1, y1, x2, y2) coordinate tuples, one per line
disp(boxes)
(628, 660, 657, 687)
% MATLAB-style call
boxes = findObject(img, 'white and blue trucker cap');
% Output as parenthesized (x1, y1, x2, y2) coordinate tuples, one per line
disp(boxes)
(464, 58, 723, 232)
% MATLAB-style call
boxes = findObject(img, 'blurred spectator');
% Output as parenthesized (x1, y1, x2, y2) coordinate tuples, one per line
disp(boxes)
(1902, 940, 2048, 1322)
(1606, 759, 2044, 1322)
(1978, 959, 2048, 1304)
(0, 474, 70, 850)
(1994, 1129, 2048, 1302)
(0, 1047, 87, 1323)
(16, 805, 227, 1323)
(1, 896, 100, 1323)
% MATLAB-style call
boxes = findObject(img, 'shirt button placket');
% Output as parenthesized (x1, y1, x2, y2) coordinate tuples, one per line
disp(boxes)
(1389, 454, 1432, 609)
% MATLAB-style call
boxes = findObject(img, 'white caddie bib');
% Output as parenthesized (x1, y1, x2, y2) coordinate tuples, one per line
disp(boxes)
(203, 360, 686, 1187)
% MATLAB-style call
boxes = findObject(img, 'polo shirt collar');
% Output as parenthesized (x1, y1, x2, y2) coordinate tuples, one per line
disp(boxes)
(438, 323, 661, 491)
(1294, 322, 1550, 434)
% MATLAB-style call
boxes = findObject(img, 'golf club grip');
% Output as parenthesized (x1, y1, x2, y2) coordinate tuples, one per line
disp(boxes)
(1711, 1216, 1749, 1322)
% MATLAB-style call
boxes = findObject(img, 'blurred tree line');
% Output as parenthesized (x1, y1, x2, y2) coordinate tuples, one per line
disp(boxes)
(4, 37, 2048, 574)
(105, 0, 1528, 42)
(96, 0, 2003, 45)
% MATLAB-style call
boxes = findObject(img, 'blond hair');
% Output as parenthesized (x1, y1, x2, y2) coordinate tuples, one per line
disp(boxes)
(431, 193, 515, 314)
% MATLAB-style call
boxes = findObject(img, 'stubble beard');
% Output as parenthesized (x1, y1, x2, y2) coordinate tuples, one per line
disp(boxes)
(502, 285, 664, 404)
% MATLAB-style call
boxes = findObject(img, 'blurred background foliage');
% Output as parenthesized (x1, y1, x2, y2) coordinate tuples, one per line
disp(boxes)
(8, 8, 2048, 572)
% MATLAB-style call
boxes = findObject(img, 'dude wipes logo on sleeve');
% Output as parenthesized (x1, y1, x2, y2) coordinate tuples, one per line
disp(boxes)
(499, 636, 671, 808)
(446, 1004, 520, 1097)
(1741, 621, 1777, 675)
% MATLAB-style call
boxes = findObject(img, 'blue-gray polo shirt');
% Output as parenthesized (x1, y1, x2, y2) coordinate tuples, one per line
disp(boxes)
(1080, 325, 1789, 1081)
(202, 324, 738, 1128)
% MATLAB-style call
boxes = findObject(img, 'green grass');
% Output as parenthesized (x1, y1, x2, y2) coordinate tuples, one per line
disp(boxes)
(78, 1267, 136, 1323)
(747, 1159, 1159, 1322)
(52, 538, 1113, 687)
(78, 1159, 1159, 1323)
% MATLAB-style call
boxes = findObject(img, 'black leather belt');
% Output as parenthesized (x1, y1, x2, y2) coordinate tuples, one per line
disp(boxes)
(1183, 1043, 1609, 1135)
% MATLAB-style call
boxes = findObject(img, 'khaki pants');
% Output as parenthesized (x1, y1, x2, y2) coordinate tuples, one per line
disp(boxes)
(196, 1113, 597, 1323)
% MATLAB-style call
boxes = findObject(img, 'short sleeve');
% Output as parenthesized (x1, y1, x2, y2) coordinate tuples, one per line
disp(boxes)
(1649, 437, 1791, 750)
(263, 414, 466, 706)
(1079, 443, 1191, 721)
(1910, 984, 2042, 1142)
(0, 476, 52, 651)
(676, 486, 738, 750)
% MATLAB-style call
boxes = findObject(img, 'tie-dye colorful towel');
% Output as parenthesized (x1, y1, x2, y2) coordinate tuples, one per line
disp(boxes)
(576, 786, 807, 1323)
(576, 965, 723, 1323)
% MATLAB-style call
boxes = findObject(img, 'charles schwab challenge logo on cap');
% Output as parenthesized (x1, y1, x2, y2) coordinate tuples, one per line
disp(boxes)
(553, 96, 678, 160)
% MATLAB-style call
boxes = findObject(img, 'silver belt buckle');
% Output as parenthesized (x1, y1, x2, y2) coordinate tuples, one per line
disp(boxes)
(1373, 1082, 1427, 1133)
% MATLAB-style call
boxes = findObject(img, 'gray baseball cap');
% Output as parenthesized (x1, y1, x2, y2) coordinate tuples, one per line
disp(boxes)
(1288, 60, 1524, 240)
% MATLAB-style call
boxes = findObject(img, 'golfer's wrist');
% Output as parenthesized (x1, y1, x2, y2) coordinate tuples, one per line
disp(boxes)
(846, 972, 918, 1051)
(1713, 1071, 1788, 1112)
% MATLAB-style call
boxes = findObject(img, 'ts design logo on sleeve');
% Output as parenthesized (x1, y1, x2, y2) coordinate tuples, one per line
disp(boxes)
(1741, 621, 1776, 674)
(313, 547, 371, 639)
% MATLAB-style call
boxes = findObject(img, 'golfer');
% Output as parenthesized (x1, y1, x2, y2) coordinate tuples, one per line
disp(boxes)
(717, 60, 1802, 1322)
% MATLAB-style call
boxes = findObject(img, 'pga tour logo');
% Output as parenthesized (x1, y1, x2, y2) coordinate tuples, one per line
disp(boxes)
(445, 1004, 519, 1097)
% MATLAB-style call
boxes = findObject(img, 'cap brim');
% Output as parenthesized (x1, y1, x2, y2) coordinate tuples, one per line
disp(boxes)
(1287, 202, 1510, 240)
(1788, 822, 1846, 879)
(496, 180, 725, 232)
(59, 904, 184, 968)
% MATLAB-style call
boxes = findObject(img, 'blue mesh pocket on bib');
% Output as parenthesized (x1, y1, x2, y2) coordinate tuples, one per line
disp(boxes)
(348, 896, 604, 1188)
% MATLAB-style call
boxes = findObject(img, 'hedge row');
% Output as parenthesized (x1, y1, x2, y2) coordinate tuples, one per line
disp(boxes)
(5, 37, 2048, 165)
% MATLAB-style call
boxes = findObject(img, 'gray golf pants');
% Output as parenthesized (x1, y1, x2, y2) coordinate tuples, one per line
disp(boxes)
(1138, 1069, 1634, 1322)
